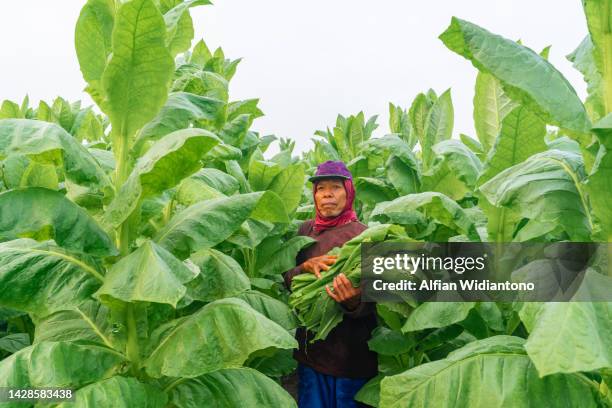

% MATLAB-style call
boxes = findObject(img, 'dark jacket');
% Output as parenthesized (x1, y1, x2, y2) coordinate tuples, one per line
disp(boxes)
(283, 219, 378, 379)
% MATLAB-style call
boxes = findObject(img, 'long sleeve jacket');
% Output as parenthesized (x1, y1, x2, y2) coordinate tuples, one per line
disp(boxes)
(283, 219, 378, 379)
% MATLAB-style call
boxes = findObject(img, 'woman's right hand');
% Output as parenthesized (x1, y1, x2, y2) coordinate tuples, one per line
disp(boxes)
(301, 255, 338, 279)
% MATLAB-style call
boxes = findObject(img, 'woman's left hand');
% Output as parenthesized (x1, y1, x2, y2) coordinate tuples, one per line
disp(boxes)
(325, 273, 361, 309)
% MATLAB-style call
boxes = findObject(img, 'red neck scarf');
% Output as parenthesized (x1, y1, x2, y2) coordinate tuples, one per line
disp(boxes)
(313, 178, 358, 233)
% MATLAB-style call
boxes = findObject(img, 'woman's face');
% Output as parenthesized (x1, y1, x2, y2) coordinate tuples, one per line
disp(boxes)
(314, 178, 347, 217)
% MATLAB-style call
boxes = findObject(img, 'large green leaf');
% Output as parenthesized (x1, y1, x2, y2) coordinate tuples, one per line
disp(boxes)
(235, 290, 297, 331)
(355, 374, 384, 407)
(54, 97, 78, 131)
(389, 102, 416, 148)
(524, 301, 612, 376)
(312, 139, 341, 163)
(175, 180, 224, 206)
(267, 163, 305, 215)
(415, 325, 467, 355)
(475, 302, 504, 332)
(175, 182, 220, 207)
(248, 159, 281, 192)
(0, 100, 23, 119)
(172, 66, 229, 101)
(582, 0, 612, 115)
(568, 36, 606, 122)
(362, 133, 418, 165)
(329, 119, 349, 162)
(187, 168, 240, 196)
(368, 327, 415, 356)
(422, 89, 454, 168)
(380, 336, 603, 408)
(95, 241, 197, 307)
(346, 113, 366, 156)
(371, 192, 478, 240)
(0, 188, 115, 256)
(103, 128, 220, 229)
(1, 155, 59, 190)
(587, 115, 612, 241)
(270, 146, 293, 167)
(224, 219, 275, 249)
(479, 149, 592, 241)
(0, 120, 111, 203)
(75, 0, 115, 106)
(402, 302, 476, 332)
(246, 348, 297, 378)
(154, 191, 288, 259)
(422, 140, 482, 200)
(202, 46, 241, 81)
(517, 302, 544, 333)
(477, 106, 547, 242)
(352, 113, 378, 156)
(219, 114, 252, 147)
(185, 248, 250, 302)
(473, 72, 517, 153)
(0, 334, 30, 354)
(169, 367, 296, 408)
(440, 17, 591, 134)
(88, 148, 115, 173)
(227, 99, 264, 121)
(0, 239, 104, 316)
(58, 376, 167, 408)
(102, 0, 174, 140)
(35, 100, 59, 125)
(164, 0, 211, 57)
(355, 177, 399, 207)
(254, 235, 316, 277)
(409, 93, 434, 150)
(48, 94, 76, 125)
(0, 341, 124, 390)
(72, 108, 105, 143)
(34, 300, 118, 349)
(362, 134, 421, 195)
(144, 298, 297, 378)
(386, 155, 420, 196)
(135, 92, 225, 153)
(0, 307, 26, 321)
(206, 143, 242, 162)
(478, 106, 547, 185)
(460, 133, 484, 159)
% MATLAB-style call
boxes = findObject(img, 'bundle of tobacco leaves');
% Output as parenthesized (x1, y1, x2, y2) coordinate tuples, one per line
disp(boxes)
(289, 224, 412, 342)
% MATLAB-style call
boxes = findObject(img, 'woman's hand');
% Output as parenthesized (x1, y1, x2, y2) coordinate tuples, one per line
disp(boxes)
(301, 254, 338, 278)
(325, 273, 361, 310)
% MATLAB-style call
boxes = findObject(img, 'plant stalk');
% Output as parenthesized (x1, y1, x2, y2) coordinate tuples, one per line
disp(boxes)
(241, 247, 256, 277)
(163, 199, 174, 224)
(114, 129, 131, 255)
(126, 303, 141, 375)
(113, 129, 141, 374)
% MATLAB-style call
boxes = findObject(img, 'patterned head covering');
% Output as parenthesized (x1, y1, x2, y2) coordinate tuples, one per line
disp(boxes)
(310, 161, 358, 233)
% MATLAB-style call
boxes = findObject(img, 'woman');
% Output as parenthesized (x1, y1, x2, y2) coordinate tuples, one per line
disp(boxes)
(283, 160, 377, 408)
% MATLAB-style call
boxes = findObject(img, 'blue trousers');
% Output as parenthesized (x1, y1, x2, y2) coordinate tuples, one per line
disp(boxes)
(297, 364, 369, 408)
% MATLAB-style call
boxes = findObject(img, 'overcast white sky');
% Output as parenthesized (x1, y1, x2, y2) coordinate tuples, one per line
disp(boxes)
(0, 1, 587, 155)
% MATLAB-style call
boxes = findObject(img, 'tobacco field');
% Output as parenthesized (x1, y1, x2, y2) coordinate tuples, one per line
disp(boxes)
(0, 0, 611, 407)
